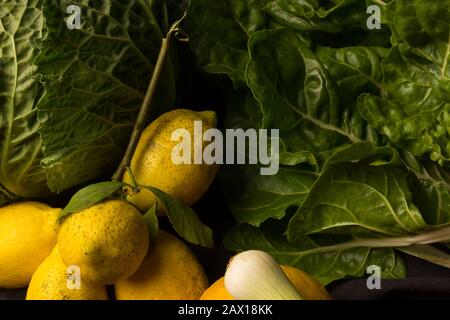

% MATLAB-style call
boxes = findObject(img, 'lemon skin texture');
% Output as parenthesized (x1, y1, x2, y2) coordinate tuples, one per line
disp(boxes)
(26, 246, 108, 300)
(123, 109, 220, 212)
(115, 230, 208, 300)
(58, 199, 149, 285)
(0, 202, 60, 289)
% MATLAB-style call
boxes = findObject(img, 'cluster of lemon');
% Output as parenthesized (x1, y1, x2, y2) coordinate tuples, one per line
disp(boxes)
(0, 200, 209, 300)
(0, 110, 217, 300)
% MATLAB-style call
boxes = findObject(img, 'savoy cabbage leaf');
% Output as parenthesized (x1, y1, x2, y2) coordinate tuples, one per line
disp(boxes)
(0, 0, 175, 197)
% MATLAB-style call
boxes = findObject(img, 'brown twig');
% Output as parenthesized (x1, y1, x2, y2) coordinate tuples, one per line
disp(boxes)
(112, 14, 187, 182)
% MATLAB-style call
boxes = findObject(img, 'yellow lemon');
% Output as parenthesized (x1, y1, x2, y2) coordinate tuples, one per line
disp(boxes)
(58, 199, 149, 285)
(0, 202, 60, 288)
(123, 109, 220, 212)
(200, 265, 332, 300)
(115, 230, 208, 300)
(26, 246, 108, 300)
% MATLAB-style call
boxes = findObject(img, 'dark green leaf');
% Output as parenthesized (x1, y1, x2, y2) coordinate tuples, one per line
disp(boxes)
(224, 223, 406, 285)
(146, 186, 213, 248)
(0, 0, 49, 198)
(358, 47, 450, 163)
(59, 181, 124, 220)
(221, 165, 317, 226)
(0, 185, 15, 208)
(37, 0, 175, 193)
(143, 203, 159, 241)
(288, 163, 427, 242)
(0, 0, 174, 197)
(402, 151, 450, 225)
(184, 0, 267, 87)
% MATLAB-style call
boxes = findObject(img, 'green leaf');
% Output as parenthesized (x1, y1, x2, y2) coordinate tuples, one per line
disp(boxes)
(36, 0, 175, 193)
(255, 0, 368, 33)
(0, 0, 175, 197)
(143, 203, 159, 241)
(0, 184, 15, 208)
(317, 46, 387, 98)
(145, 186, 213, 248)
(59, 181, 124, 220)
(0, 0, 49, 198)
(288, 163, 427, 242)
(401, 151, 450, 226)
(221, 141, 396, 227)
(358, 47, 450, 163)
(224, 223, 406, 285)
(221, 164, 317, 227)
(184, 0, 267, 87)
(245, 28, 381, 161)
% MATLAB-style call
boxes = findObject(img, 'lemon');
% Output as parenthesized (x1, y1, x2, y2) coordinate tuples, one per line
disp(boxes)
(115, 230, 208, 300)
(26, 246, 108, 300)
(57, 199, 149, 285)
(0, 202, 60, 288)
(200, 265, 332, 300)
(199, 277, 233, 300)
(123, 109, 220, 212)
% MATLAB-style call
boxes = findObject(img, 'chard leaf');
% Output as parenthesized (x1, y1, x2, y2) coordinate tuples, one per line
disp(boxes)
(0, 0, 48, 197)
(254, 0, 368, 33)
(358, 47, 450, 163)
(184, 0, 267, 87)
(246, 28, 378, 157)
(221, 165, 317, 227)
(222, 87, 396, 227)
(222, 141, 396, 227)
(224, 223, 406, 285)
(402, 151, 450, 226)
(288, 163, 427, 242)
(317, 46, 387, 98)
(37, 0, 175, 193)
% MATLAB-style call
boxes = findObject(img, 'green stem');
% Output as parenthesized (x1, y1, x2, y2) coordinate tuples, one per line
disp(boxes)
(397, 245, 450, 269)
(279, 225, 450, 261)
(112, 14, 187, 182)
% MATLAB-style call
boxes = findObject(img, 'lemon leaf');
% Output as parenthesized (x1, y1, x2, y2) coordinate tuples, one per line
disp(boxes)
(143, 203, 159, 241)
(59, 181, 125, 221)
(145, 186, 213, 248)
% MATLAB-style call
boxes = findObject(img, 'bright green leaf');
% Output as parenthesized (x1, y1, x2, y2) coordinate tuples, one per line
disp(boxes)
(59, 181, 124, 220)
